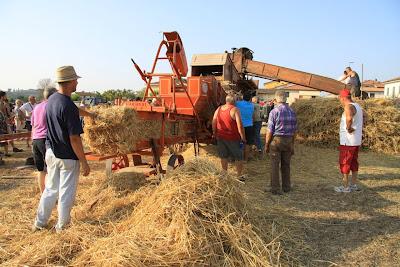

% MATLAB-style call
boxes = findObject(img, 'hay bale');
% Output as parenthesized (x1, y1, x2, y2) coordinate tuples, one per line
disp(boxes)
(72, 159, 276, 266)
(83, 106, 161, 154)
(83, 106, 188, 155)
(291, 98, 400, 154)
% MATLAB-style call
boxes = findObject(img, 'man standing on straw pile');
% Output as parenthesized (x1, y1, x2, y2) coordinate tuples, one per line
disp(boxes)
(33, 66, 94, 232)
(335, 89, 365, 193)
(212, 94, 246, 181)
(344, 67, 362, 99)
(31, 86, 57, 193)
(264, 91, 297, 195)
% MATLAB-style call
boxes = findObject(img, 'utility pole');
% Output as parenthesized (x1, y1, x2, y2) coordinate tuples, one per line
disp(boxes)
(361, 63, 364, 98)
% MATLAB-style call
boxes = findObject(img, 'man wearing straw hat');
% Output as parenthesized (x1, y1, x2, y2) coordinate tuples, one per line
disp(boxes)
(334, 89, 365, 193)
(33, 66, 94, 232)
(264, 90, 297, 195)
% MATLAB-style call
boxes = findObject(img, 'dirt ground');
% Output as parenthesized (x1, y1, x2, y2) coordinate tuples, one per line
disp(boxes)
(1, 138, 399, 266)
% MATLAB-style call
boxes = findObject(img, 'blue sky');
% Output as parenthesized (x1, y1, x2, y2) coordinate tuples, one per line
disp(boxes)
(0, 0, 399, 92)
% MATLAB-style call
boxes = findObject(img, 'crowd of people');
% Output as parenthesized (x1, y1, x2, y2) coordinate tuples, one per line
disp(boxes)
(212, 90, 297, 194)
(213, 87, 365, 196)
(0, 65, 365, 232)
(0, 91, 27, 164)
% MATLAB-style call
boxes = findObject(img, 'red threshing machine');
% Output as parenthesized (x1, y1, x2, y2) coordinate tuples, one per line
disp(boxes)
(85, 32, 226, 177)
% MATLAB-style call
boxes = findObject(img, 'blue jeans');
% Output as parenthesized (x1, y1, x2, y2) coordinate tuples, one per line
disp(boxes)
(254, 121, 263, 151)
(34, 148, 80, 231)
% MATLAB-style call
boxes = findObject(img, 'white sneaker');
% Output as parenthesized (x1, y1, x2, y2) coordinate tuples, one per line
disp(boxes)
(334, 185, 351, 193)
(350, 184, 361, 191)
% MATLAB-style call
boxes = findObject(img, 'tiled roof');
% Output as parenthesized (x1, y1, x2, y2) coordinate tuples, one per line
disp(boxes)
(383, 76, 400, 84)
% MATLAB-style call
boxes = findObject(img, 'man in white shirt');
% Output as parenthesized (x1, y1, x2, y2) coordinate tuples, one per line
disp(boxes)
(334, 89, 366, 193)
(338, 70, 350, 84)
(20, 95, 36, 147)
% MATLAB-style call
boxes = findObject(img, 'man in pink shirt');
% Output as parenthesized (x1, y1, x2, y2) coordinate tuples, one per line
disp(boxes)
(31, 87, 57, 192)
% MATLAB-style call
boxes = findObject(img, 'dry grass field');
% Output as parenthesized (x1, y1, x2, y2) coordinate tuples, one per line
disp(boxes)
(0, 137, 399, 266)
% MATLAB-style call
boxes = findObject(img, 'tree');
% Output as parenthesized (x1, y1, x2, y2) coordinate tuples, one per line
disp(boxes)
(37, 78, 56, 100)
(101, 89, 138, 101)
(71, 93, 80, 101)
(37, 78, 55, 90)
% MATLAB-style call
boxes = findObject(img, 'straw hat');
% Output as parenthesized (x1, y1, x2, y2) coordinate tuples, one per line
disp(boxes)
(55, 65, 81, 82)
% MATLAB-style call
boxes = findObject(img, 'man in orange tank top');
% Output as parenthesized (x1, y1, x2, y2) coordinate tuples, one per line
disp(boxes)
(212, 94, 246, 181)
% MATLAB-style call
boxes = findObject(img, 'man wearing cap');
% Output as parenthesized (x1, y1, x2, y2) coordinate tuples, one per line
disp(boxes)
(335, 89, 365, 193)
(33, 66, 95, 232)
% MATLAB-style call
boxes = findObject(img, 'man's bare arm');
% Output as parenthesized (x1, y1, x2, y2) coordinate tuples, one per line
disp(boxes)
(234, 109, 246, 141)
(212, 107, 219, 136)
(78, 107, 96, 119)
(264, 130, 273, 153)
(70, 135, 90, 176)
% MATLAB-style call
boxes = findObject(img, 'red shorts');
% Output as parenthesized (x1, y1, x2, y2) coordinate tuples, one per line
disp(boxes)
(339, 145, 359, 174)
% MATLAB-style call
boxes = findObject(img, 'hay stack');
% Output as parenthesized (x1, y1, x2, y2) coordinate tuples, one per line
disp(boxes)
(73, 159, 276, 266)
(291, 98, 400, 154)
(83, 106, 162, 154)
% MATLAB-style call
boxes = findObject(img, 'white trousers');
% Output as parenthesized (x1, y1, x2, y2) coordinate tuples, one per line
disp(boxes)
(35, 148, 80, 231)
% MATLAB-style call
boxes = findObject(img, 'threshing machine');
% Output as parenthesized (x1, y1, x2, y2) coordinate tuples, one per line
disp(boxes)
(85, 31, 350, 176)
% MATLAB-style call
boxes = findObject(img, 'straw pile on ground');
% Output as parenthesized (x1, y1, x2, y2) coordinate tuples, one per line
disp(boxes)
(74, 159, 276, 266)
(291, 98, 400, 154)
(1, 159, 279, 266)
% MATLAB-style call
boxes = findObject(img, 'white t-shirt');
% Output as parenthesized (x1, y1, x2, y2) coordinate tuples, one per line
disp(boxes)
(338, 74, 350, 84)
(339, 103, 363, 146)
(20, 102, 36, 121)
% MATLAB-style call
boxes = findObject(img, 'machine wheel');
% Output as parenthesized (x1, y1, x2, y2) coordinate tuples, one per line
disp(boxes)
(112, 155, 129, 170)
(167, 154, 184, 170)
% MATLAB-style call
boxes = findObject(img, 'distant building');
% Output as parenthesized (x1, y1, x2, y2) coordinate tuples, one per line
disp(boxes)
(258, 79, 385, 104)
(383, 76, 400, 98)
(361, 80, 384, 98)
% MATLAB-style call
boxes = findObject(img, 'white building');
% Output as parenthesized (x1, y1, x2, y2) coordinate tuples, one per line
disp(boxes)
(362, 80, 385, 98)
(282, 84, 320, 104)
(383, 77, 400, 98)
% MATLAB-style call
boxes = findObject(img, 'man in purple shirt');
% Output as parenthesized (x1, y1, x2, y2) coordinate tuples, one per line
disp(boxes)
(31, 87, 57, 192)
(264, 91, 297, 195)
